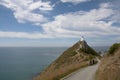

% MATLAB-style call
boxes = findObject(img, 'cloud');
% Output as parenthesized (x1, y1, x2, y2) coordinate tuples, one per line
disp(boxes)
(0, 2, 119, 40)
(28, 1, 54, 11)
(14, 10, 47, 23)
(61, 0, 90, 4)
(0, 31, 52, 39)
(110, 0, 120, 23)
(42, 3, 120, 38)
(0, 0, 54, 24)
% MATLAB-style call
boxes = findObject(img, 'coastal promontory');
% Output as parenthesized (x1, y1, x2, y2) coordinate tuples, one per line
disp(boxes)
(34, 38, 100, 80)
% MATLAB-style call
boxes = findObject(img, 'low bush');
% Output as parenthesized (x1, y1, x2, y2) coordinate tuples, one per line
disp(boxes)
(108, 43, 120, 55)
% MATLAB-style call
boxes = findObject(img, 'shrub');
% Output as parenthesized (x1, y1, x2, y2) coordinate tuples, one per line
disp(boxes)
(80, 46, 98, 56)
(108, 43, 120, 55)
(70, 51, 77, 56)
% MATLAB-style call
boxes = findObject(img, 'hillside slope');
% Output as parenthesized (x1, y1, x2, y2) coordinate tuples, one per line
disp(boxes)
(96, 43, 120, 80)
(34, 40, 99, 80)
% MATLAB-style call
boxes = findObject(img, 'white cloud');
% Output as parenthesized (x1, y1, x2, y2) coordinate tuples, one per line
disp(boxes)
(0, 0, 54, 24)
(28, 1, 54, 11)
(61, 0, 90, 4)
(0, 2, 119, 40)
(42, 3, 120, 38)
(110, 0, 120, 23)
(14, 10, 47, 23)
(0, 31, 53, 39)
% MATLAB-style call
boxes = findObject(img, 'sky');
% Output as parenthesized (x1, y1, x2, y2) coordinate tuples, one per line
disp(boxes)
(0, 0, 120, 47)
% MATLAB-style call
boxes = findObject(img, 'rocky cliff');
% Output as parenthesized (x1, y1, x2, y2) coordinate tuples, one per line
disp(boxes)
(34, 40, 99, 80)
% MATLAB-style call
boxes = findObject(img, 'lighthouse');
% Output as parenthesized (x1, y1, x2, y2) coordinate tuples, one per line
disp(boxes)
(79, 36, 85, 48)
(80, 36, 84, 41)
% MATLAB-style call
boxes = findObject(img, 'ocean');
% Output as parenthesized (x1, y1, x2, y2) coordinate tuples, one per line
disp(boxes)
(0, 46, 109, 80)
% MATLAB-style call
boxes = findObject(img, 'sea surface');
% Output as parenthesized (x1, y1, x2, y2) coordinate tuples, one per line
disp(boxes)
(0, 46, 109, 80)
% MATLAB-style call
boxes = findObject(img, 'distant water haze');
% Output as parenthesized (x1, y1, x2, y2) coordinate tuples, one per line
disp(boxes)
(93, 46, 109, 53)
(0, 46, 108, 80)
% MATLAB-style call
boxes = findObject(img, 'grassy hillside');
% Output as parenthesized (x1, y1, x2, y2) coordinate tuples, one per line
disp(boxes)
(34, 40, 99, 80)
(96, 43, 120, 80)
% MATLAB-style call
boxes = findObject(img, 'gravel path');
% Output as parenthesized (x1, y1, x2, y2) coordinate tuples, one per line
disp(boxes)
(61, 63, 99, 80)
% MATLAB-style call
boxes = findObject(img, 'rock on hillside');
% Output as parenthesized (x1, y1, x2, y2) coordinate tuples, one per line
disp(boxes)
(34, 39, 99, 80)
(96, 43, 120, 80)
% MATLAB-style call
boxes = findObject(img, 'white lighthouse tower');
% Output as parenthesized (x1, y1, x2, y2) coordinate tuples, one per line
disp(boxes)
(79, 36, 85, 48)
(80, 36, 84, 41)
